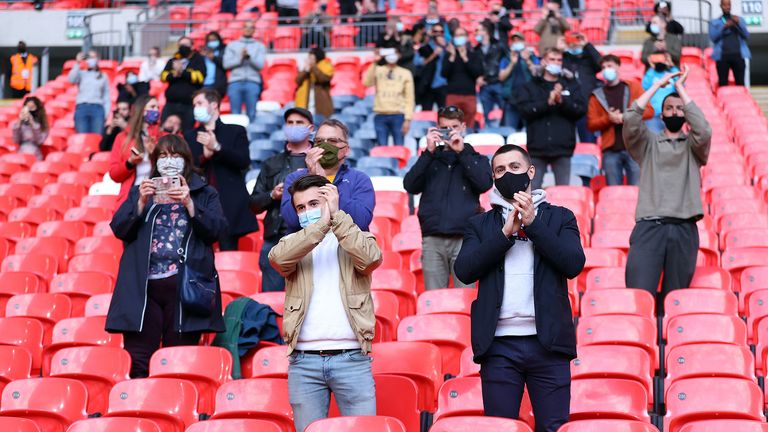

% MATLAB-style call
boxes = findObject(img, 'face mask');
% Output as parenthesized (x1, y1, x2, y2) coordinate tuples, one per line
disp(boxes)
(316, 141, 341, 168)
(194, 106, 211, 123)
(494, 171, 531, 199)
(385, 54, 399, 64)
(511, 41, 526, 52)
(126, 74, 138, 85)
(396, 22, 404, 32)
(654, 62, 668, 73)
(86, 58, 98, 69)
(156, 156, 185, 177)
(284, 124, 311, 143)
(662, 115, 685, 133)
(544, 63, 562, 76)
(144, 109, 160, 125)
(453, 36, 467, 46)
(567, 48, 583, 56)
(602, 67, 618, 82)
(178, 45, 192, 57)
(298, 207, 323, 228)
(650, 23, 661, 34)
(426, 18, 438, 24)
(207, 40, 220, 50)
(475, 34, 484, 43)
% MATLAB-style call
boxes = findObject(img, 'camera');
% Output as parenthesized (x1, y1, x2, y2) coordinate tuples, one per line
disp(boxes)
(438, 128, 453, 142)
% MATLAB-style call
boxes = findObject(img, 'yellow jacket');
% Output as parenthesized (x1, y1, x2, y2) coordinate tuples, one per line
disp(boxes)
(363, 64, 415, 120)
(294, 59, 335, 119)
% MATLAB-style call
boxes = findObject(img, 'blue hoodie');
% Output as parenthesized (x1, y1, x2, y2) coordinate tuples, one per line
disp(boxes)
(642, 66, 680, 117)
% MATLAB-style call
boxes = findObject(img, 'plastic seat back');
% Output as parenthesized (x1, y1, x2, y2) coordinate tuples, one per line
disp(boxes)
(0, 272, 41, 313)
(371, 290, 400, 342)
(106, 378, 199, 432)
(67, 418, 161, 432)
(584, 267, 626, 292)
(416, 288, 476, 316)
(666, 314, 747, 361)
(0, 345, 32, 394)
(67, 253, 119, 280)
(73, 236, 122, 256)
(678, 419, 768, 432)
(396, 314, 471, 376)
(0, 417, 41, 432)
(372, 270, 417, 318)
(185, 419, 283, 432)
(663, 289, 738, 338)
(218, 270, 260, 298)
(430, 416, 533, 432)
(43, 316, 122, 375)
(215, 252, 260, 280)
(305, 416, 406, 432)
(571, 345, 653, 408)
(0, 377, 87, 432)
(2, 254, 58, 286)
(570, 378, 649, 422)
(211, 378, 293, 432)
(580, 288, 654, 320)
(433, 377, 484, 423)
(577, 315, 658, 373)
(242, 345, 288, 379)
(370, 341, 443, 412)
(84, 294, 112, 317)
(558, 419, 659, 432)
(665, 343, 755, 399)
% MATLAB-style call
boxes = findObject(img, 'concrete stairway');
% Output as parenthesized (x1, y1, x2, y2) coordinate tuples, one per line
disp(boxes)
(749, 87, 768, 118)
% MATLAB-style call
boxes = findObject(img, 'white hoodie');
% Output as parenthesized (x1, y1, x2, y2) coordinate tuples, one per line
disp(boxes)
(489, 188, 547, 337)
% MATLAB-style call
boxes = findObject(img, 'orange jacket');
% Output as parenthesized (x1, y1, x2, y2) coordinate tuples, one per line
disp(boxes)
(587, 80, 654, 150)
(10, 53, 37, 91)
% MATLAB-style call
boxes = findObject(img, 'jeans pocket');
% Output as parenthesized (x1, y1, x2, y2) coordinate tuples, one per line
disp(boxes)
(288, 352, 304, 365)
(345, 350, 371, 362)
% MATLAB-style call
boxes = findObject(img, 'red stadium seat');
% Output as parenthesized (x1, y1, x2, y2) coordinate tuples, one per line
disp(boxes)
(558, 419, 659, 432)
(42, 316, 122, 375)
(92, 221, 113, 237)
(306, 416, 406, 432)
(0, 345, 31, 395)
(580, 248, 627, 289)
(67, 253, 119, 279)
(8, 207, 60, 226)
(432, 377, 483, 422)
(664, 378, 764, 432)
(106, 378, 199, 432)
(571, 345, 653, 409)
(396, 314, 470, 376)
(6, 293, 71, 344)
(0, 418, 42, 432)
(57, 172, 101, 189)
(84, 293, 112, 317)
(37, 221, 90, 243)
(577, 315, 658, 373)
(430, 416, 533, 432)
(15, 238, 69, 274)
(0, 317, 44, 374)
(598, 185, 639, 202)
(380, 251, 403, 270)
(370, 146, 412, 169)
(416, 288, 476, 316)
(50, 346, 131, 415)
(30, 161, 70, 176)
(215, 251, 261, 280)
(27, 194, 72, 216)
(149, 346, 233, 416)
(0, 183, 37, 204)
(458, 347, 479, 377)
(594, 200, 637, 215)
(664, 343, 755, 400)
(242, 345, 288, 379)
(662, 289, 738, 339)
(584, 267, 626, 292)
(570, 378, 650, 422)
(0, 377, 87, 432)
(218, 270, 260, 298)
(691, 267, 731, 290)
(41, 183, 87, 206)
(10, 171, 56, 188)
(666, 314, 747, 364)
(66, 134, 101, 155)
(44, 152, 83, 170)
(678, 420, 768, 432)
(370, 341, 443, 412)
(67, 418, 162, 432)
(0, 221, 35, 243)
(372, 269, 417, 317)
(49, 272, 113, 316)
(211, 378, 293, 432)
(73, 236, 122, 257)
(186, 419, 283, 432)
(1, 254, 58, 286)
(740, 266, 768, 315)
(326, 375, 420, 432)
(391, 232, 422, 261)
(79, 194, 117, 209)
(371, 290, 400, 343)
(591, 230, 631, 251)
(0, 272, 40, 309)
(580, 288, 654, 320)
(64, 207, 111, 226)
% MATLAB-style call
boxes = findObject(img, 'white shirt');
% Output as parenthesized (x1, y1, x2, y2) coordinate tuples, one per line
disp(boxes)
(139, 57, 166, 82)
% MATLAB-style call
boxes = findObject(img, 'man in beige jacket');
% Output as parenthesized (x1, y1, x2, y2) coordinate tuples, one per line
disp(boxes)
(269, 174, 382, 432)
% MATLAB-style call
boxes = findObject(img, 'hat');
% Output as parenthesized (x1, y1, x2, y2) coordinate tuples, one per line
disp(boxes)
(511, 31, 524, 40)
(283, 107, 314, 124)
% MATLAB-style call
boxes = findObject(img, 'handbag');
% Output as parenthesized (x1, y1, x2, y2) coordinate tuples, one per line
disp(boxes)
(179, 228, 218, 316)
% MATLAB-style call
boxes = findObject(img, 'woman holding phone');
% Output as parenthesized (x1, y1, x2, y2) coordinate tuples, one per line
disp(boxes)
(109, 95, 162, 211)
(107, 134, 227, 378)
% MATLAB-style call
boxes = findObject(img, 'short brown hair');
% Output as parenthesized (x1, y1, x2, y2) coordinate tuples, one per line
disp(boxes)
(438, 105, 464, 121)
(192, 88, 221, 105)
(542, 47, 564, 58)
(289, 174, 331, 207)
(317, 119, 350, 142)
(601, 54, 622, 67)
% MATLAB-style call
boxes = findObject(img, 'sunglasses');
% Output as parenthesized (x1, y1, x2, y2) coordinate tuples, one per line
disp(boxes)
(438, 105, 461, 115)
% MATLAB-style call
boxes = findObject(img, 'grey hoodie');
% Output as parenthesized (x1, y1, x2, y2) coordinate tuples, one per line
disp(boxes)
(222, 37, 267, 84)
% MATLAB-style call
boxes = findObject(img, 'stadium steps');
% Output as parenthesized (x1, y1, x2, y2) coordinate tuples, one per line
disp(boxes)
(749, 86, 768, 118)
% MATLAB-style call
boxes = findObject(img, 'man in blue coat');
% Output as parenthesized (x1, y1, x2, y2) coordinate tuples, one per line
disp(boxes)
(709, 0, 751, 86)
(281, 119, 375, 233)
(454, 144, 584, 432)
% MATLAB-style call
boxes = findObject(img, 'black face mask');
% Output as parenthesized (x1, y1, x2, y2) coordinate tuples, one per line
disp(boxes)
(654, 63, 668, 73)
(662, 115, 686, 132)
(494, 171, 530, 199)
(178, 45, 192, 57)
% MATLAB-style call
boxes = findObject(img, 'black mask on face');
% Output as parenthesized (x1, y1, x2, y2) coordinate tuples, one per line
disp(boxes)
(494, 171, 530, 199)
(662, 115, 685, 132)
(654, 63, 668, 72)
(178, 45, 192, 57)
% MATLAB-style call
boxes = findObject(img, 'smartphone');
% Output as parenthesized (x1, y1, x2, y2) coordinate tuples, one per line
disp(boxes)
(438, 128, 453, 142)
(152, 176, 182, 204)
(130, 147, 141, 156)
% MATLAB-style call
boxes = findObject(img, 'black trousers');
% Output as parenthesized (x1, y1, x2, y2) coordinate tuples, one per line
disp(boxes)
(10, 88, 29, 99)
(480, 336, 571, 432)
(123, 275, 201, 378)
(217, 232, 242, 251)
(625, 220, 699, 302)
(162, 102, 195, 132)
(716, 57, 746, 87)
(418, 85, 447, 111)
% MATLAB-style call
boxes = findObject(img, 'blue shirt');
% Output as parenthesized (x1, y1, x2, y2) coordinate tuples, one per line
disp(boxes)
(414, 41, 448, 89)
(204, 57, 216, 86)
(642, 66, 680, 116)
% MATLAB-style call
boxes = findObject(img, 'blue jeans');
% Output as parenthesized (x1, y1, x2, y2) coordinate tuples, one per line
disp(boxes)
(603, 149, 640, 186)
(576, 116, 596, 143)
(228, 80, 262, 122)
(479, 83, 505, 126)
(377, 0, 395, 10)
(373, 114, 404, 146)
(259, 238, 285, 292)
(288, 350, 376, 432)
(74, 103, 105, 134)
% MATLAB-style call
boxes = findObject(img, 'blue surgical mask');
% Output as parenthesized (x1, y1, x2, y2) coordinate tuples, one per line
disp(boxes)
(426, 18, 438, 25)
(650, 23, 661, 34)
(283, 124, 311, 143)
(396, 22, 404, 32)
(475, 34, 484, 43)
(207, 40, 220, 50)
(511, 41, 526, 52)
(126, 74, 138, 84)
(453, 36, 467, 46)
(298, 208, 323, 228)
(194, 106, 211, 123)
(86, 58, 98, 69)
(545, 63, 562, 76)
(567, 47, 583, 56)
(602, 67, 618, 82)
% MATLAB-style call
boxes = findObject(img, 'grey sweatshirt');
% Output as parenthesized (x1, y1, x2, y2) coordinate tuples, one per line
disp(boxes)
(222, 37, 266, 84)
(68, 62, 111, 114)
(623, 101, 712, 221)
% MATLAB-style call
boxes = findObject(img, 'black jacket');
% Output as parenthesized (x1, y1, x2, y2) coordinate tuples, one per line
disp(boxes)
(403, 144, 493, 237)
(185, 119, 259, 237)
(442, 49, 483, 96)
(563, 43, 603, 99)
(454, 202, 584, 362)
(249, 150, 307, 241)
(162, 52, 206, 105)
(474, 41, 506, 84)
(481, 17, 514, 49)
(106, 173, 228, 333)
(514, 73, 587, 158)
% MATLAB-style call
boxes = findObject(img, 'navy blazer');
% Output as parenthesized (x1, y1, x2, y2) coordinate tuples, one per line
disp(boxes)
(454, 201, 585, 362)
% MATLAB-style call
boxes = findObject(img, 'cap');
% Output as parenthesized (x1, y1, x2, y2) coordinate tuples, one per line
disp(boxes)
(511, 31, 524, 40)
(283, 107, 314, 125)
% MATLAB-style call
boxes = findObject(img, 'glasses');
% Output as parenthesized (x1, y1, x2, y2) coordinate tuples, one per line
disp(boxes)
(315, 138, 348, 147)
(438, 105, 461, 115)
(432, 30, 444, 34)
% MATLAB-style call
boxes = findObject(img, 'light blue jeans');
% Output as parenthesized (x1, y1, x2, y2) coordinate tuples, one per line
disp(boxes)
(288, 350, 376, 432)
(74, 103, 105, 134)
(228, 80, 262, 122)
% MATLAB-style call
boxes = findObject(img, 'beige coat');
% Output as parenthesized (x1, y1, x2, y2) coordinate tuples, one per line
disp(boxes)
(268, 210, 382, 355)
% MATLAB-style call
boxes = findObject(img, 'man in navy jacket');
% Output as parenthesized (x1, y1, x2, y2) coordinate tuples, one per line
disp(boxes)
(455, 144, 584, 432)
(403, 105, 493, 290)
(281, 119, 375, 233)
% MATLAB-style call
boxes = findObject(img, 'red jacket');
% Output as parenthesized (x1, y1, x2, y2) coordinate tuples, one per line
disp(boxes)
(108, 130, 138, 212)
(587, 80, 654, 150)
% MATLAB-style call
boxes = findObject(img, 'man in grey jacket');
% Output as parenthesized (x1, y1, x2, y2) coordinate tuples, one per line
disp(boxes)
(622, 66, 712, 308)
(223, 21, 267, 122)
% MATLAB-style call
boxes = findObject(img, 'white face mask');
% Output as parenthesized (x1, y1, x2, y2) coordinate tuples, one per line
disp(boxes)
(385, 54, 399, 64)
(157, 156, 185, 177)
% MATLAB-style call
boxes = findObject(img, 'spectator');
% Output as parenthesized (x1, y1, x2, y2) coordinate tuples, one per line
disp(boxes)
(139, 47, 165, 83)
(534, 0, 570, 54)
(481, 4, 514, 50)
(454, 144, 584, 432)
(475, 22, 506, 128)
(403, 106, 493, 290)
(162, 114, 183, 135)
(220, 0, 237, 14)
(202, 32, 229, 100)
(276, 0, 300, 24)
(500, 33, 538, 130)
(642, 51, 680, 133)
(301, 0, 331, 48)
(69, 50, 111, 134)
(709, 0, 750, 87)
(623, 67, 712, 305)
(107, 134, 227, 378)
(117, 72, 150, 105)
(514, 48, 586, 188)
(11, 96, 48, 160)
(269, 175, 380, 432)
(440, 28, 481, 128)
(417, 0, 449, 35)
(250, 108, 314, 292)
(364, 47, 415, 146)
(281, 119, 375, 233)
(185, 89, 259, 251)
(647, 1, 684, 35)
(339, 0, 356, 16)
(562, 32, 602, 143)
(355, 0, 386, 46)
(109, 96, 162, 211)
(377, 17, 416, 72)
(587, 55, 653, 186)
(414, 23, 448, 110)
(8, 41, 37, 99)
(161, 37, 206, 131)
(295, 48, 334, 124)
(100, 101, 131, 152)
(504, 0, 523, 18)
(641, 14, 681, 69)
(223, 21, 266, 123)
